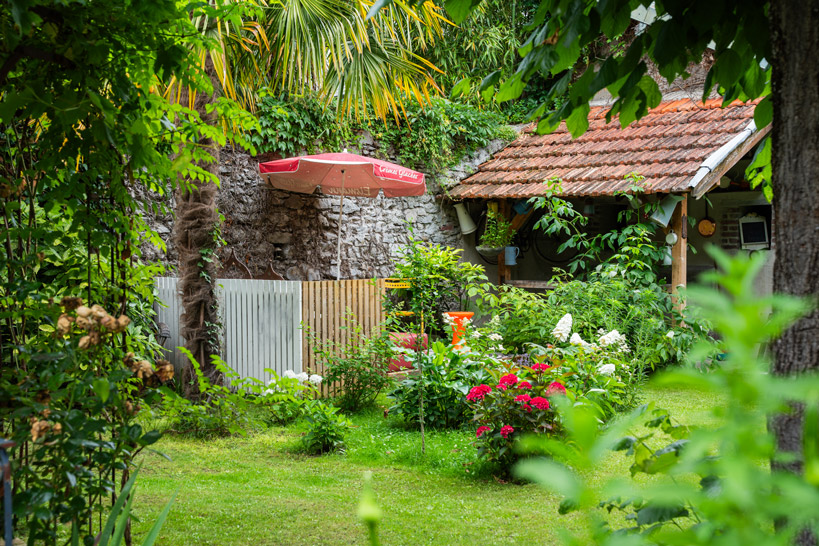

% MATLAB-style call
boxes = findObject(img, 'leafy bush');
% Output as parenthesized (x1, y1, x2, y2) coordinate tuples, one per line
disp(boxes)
(387, 226, 488, 339)
(250, 92, 356, 157)
(300, 401, 351, 455)
(258, 370, 321, 425)
(466, 365, 566, 468)
(388, 341, 491, 429)
(515, 249, 817, 545)
(0, 300, 168, 544)
(311, 316, 393, 412)
(478, 275, 709, 370)
(158, 350, 263, 437)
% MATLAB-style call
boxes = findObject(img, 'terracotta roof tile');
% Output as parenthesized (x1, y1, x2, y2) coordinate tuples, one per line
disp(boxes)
(450, 98, 760, 199)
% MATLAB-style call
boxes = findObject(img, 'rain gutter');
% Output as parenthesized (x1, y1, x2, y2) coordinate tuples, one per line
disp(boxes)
(687, 120, 759, 198)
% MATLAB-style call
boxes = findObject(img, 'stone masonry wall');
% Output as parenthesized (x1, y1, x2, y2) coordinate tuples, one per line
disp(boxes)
(140, 134, 511, 280)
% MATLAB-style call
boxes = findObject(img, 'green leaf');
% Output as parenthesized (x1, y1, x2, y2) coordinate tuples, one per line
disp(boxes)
(714, 49, 743, 87)
(92, 378, 110, 403)
(566, 104, 590, 138)
(754, 95, 773, 128)
(444, 0, 482, 24)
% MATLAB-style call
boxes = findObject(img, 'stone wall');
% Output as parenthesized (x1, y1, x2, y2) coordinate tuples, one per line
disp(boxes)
(140, 134, 512, 280)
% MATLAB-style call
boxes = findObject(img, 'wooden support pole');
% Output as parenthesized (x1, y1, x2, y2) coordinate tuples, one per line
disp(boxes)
(670, 194, 688, 316)
(498, 200, 511, 285)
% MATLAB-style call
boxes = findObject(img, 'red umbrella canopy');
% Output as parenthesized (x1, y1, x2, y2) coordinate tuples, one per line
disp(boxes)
(258, 152, 425, 197)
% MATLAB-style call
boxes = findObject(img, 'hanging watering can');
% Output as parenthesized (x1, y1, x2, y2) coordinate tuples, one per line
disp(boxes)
(454, 203, 477, 235)
(504, 246, 520, 266)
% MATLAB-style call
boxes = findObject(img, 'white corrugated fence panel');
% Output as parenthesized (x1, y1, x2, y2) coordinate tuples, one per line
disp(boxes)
(154, 277, 303, 382)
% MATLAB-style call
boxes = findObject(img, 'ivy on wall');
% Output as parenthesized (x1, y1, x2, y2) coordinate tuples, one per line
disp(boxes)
(249, 93, 516, 175)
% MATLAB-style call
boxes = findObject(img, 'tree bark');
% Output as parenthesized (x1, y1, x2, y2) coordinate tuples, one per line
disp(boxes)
(770, 0, 819, 543)
(174, 57, 225, 394)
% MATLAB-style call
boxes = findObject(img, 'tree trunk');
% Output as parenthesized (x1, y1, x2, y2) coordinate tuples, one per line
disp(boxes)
(174, 57, 225, 394)
(770, 0, 819, 543)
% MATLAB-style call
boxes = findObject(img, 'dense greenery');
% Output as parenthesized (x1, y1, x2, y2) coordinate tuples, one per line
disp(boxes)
(388, 341, 491, 429)
(517, 250, 817, 545)
(250, 95, 516, 175)
(0, 0, 249, 541)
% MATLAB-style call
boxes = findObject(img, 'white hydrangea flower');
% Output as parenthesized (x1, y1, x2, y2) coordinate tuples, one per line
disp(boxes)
(309, 374, 323, 386)
(598, 330, 629, 352)
(283, 370, 297, 379)
(666, 330, 675, 339)
(296, 372, 308, 383)
(570, 332, 590, 347)
(552, 313, 572, 342)
(488, 333, 503, 341)
(598, 363, 616, 376)
(470, 330, 482, 339)
(442, 313, 456, 325)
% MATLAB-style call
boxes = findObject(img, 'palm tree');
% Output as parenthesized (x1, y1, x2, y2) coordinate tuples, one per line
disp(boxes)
(164, 0, 444, 391)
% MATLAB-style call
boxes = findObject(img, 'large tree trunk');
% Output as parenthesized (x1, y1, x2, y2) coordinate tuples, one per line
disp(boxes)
(770, 0, 819, 543)
(174, 57, 224, 394)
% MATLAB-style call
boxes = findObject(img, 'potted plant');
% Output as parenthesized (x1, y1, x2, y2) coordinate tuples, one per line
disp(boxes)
(477, 208, 514, 257)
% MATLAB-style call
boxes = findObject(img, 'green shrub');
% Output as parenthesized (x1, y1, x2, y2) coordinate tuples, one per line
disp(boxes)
(515, 249, 816, 545)
(388, 341, 491, 429)
(158, 350, 263, 437)
(478, 275, 709, 370)
(300, 401, 351, 455)
(312, 316, 393, 412)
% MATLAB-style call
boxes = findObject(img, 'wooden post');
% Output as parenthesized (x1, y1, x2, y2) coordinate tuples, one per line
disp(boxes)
(670, 194, 688, 315)
(498, 200, 510, 285)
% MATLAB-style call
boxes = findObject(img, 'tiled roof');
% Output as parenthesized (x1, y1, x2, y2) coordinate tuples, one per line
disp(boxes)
(449, 98, 761, 199)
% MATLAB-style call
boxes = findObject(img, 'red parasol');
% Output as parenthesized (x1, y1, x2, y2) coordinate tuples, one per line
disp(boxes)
(259, 152, 426, 278)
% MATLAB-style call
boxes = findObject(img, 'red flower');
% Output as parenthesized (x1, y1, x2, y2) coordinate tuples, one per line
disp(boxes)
(467, 384, 492, 401)
(497, 383, 508, 391)
(531, 396, 550, 410)
(515, 394, 532, 403)
(500, 425, 514, 438)
(522, 404, 532, 413)
(476, 426, 491, 438)
(499, 373, 519, 385)
(546, 382, 567, 396)
(517, 381, 533, 389)
(531, 363, 551, 372)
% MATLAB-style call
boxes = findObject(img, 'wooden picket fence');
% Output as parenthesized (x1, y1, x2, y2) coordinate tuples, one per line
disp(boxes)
(301, 278, 387, 396)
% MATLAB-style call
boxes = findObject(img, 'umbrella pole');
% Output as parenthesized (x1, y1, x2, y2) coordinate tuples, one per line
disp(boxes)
(336, 170, 345, 281)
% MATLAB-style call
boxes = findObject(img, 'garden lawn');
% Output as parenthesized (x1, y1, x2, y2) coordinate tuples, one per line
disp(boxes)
(131, 384, 725, 545)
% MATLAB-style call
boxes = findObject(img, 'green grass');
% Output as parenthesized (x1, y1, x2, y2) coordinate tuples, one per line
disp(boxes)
(131, 384, 725, 545)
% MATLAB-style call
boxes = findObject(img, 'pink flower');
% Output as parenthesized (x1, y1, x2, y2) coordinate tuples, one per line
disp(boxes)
(517, 381, 532, 389)
(531, 363, 551, 372)
(500, 425, 514, 438)
(531, 396, 550, 410)
(546, 382, 567, 396)
(515, 394, 532, 403)
(466, 384, 492, 401)
(497, 383, 508, 391)
(499, 373, 519, 385)
(476, 426, 491, 438)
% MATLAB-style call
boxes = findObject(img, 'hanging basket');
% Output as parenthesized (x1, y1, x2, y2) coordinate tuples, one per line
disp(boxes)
(476, 246, 504, 258)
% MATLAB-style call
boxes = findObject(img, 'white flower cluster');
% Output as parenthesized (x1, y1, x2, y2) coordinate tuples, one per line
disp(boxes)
(487, 333, 503, 342)
(552, 313, 573, 342)
(570, 332, 591, 348)
(597, 329, 629, 353)
(597, 363, 616, 376)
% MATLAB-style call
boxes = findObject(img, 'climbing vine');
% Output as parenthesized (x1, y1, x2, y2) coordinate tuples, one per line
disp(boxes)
(250, 94, 516, 175)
